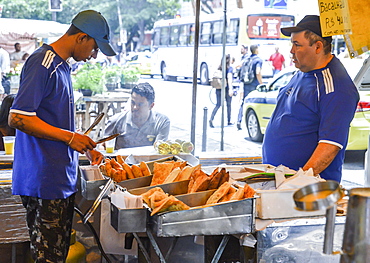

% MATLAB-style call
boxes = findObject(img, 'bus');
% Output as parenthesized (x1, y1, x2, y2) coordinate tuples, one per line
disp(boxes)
(151, 10, 295, 84)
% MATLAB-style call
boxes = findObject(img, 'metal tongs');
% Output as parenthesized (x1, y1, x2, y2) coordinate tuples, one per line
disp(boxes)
(95, 133, 120, 144)
(83, 178, 115, 224)
(84, 113, 105, 135)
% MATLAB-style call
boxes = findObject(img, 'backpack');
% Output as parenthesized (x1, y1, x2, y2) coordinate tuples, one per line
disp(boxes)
(239, 56, 257, 84)
(211, 69, 222, 89)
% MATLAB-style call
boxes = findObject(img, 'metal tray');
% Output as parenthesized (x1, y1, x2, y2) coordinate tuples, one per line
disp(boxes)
(176, 189, 216, 207)
(150, 197, 256, 237)
(110, 203, 148, 233)
(80, 175, 109, 201)
(128, 180, 190, 195)
(118, 175, 153, 190)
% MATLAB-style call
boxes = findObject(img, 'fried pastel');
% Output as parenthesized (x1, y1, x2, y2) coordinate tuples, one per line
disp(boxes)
(243, 183, 256, 198)
(141, 187, 166, 205)
(218, 168, 230, 186)
(140, 161, 151, 176)
(189, 170, 211, 193)
(110, 158, 123, 170)
(163, 167, 181, 184)
(208, 168, 222, 189)
(122, 162, 135, 180)
(131, 164, 143, 178)
(219, 186, 237, 202)
(116, 155, 125, 166)
(151, 195, 190, 216)
(149, 191, 169, 210)
(150, 162, 175, 186)
(230, 187, 245, 201)
(206, 182, 231, 205)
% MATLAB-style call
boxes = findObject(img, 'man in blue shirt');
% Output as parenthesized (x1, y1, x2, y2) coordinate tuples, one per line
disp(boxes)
(9, 10, 115, 262)
(262, 15, 359, 182)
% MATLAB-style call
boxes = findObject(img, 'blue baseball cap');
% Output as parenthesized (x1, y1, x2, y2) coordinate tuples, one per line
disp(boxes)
(72, 10, 117, 56)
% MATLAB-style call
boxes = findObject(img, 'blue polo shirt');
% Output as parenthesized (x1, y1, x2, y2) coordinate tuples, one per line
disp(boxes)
(11, 44, 78, 199)
(262, 56, 359, 182)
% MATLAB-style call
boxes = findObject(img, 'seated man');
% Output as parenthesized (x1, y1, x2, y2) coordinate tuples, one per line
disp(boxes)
(104, 82, 170, 149)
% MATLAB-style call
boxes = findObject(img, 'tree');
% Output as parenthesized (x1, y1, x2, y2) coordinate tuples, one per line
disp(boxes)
(0, 0, 181, 51)
(117, 0, 180, 51)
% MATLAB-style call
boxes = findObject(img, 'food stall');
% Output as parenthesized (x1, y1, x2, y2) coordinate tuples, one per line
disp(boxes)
(75, 143, 355, 263)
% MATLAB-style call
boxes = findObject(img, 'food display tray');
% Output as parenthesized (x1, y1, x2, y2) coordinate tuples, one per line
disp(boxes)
(110, 204, 148, 233)
(80, 154, 194, 200)
(79, 167, 109, 201)
(150, 197, 256, 237)
(128, 180, 190, 195)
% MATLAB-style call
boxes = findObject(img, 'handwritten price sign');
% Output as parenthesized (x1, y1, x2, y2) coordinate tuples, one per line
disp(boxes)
(318, 0, 352, 36)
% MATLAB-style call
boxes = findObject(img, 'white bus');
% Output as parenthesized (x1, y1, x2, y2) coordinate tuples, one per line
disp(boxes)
(151, 10, 295, 84)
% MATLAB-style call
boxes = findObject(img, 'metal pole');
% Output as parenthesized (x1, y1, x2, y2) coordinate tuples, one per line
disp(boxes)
(220, 0, 227, 151)
(323, 205, 337, 254)
(202, 107, 208, 152)
(190, 0, 201, 153)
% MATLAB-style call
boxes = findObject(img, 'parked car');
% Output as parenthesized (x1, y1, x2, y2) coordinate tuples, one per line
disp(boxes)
(242, 57, 370, 150)
(126, 51, 153, 77)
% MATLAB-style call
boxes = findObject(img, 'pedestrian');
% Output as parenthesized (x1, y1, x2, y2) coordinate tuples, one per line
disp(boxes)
(9, 10, 116, 262)
(104, 82, 170, 149)
(236, 44, 263, 130)
(10, 42, 29, 68)
(262, 15, 359, 182)
(0, 46, 11, 94)
(268, 46, 285, 76)
(209, 54, 234, 128)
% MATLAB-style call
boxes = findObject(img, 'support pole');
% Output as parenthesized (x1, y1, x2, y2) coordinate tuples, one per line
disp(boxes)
(202, 107, 208, 152)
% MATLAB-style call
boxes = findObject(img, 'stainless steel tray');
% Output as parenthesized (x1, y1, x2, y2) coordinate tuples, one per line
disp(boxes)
(150, 197, 256, 237)
(118, 175, 153, 190)
(128, 180, 190, 195)
(176, 189, 216, 207)
(80, 175, 109, 201)
(110, 203, 148, 233)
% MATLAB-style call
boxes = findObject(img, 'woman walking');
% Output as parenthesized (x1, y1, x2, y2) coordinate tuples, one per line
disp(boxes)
(209, 54, 234, 128)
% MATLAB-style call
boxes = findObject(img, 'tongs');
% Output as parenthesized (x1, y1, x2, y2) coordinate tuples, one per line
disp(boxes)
(95, 133, 120, 144)
(83, 178, 115, 224)
(84, 113, 105, 135)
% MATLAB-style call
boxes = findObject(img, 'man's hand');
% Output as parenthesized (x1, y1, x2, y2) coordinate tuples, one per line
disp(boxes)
(85, 149, 104, 166)
(68, 132, 96, 154)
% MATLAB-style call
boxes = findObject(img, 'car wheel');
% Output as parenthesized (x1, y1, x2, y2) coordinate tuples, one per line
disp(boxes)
(246, 110, 263, 142)
(200, 63, 209, 85)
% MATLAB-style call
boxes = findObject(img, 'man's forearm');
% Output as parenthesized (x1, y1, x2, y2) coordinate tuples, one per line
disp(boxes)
(9, 112, 72, 143)
(302, 142, 340, 175)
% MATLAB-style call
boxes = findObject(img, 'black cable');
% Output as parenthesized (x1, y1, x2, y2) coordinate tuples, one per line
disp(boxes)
(74, 205, 113, 263)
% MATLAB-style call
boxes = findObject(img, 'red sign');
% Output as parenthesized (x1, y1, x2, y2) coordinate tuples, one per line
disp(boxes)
(247, 15, 293, 39)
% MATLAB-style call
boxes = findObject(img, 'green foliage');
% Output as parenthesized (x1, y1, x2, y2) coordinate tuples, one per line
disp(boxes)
(72, 63, 104, 94)
(121, 65, 140, 84)
(103, 65, 121, 84)
(0, 0, 181, 51)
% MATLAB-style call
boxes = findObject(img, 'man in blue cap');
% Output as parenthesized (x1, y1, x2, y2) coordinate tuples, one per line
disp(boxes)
(262, 15, 359, 183)
(9, 10, 115, 262)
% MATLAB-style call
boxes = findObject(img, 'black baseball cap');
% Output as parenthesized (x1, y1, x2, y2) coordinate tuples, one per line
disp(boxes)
(281, 15, 332, 43)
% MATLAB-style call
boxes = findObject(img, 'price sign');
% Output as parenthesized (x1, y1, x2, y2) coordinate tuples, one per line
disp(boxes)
(318, 0, 352, 37)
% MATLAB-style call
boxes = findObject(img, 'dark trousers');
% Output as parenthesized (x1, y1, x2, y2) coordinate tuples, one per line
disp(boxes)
(210, 87, 232, 123)
(2, 76, 10, 94)
(21, 193, 76, 263)
(237, 83, 256, 124)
